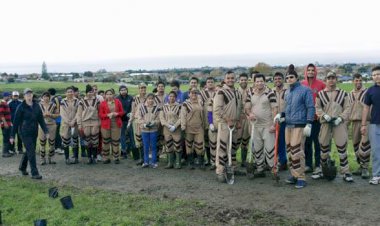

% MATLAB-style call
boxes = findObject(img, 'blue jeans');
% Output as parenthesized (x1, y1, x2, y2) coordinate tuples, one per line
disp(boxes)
(369, 124, 380, 177)
(278, 122, 287, 165)
(142, 131, 158, 164)
(120, 121, 136, 152)
(305, 120, 321, 168)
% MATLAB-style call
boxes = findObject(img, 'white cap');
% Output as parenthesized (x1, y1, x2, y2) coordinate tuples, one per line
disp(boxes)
(12, 91, 19, 96)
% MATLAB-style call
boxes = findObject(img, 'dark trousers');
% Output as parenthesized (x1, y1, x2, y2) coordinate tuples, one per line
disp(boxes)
(2, 127, 11, 154)
(19, 135, 39, 176)
(278, 122, 287, 165)
(120, 121, 136, 153)
(305, 120, 321, 169)
(55, 122, 62, 149)
(10, 127, 23, 153)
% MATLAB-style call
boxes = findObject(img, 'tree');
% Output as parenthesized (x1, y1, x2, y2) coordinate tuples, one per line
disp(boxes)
(253, 62, 272, 75)
(41, 61, 50, 80)
(84, 71, 93, 77)
(210, 69, 223, 78)
(72, 73, 80, 79)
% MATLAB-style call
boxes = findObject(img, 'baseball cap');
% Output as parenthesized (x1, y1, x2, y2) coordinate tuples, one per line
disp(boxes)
(12, 91, 19, 96)
(23, 88, 33, 94)
(326, 71, 337, 78)
(2, 92, 11, 97)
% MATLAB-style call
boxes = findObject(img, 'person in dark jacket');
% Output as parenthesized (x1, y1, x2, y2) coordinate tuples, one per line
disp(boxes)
(10, 88, 49, 179)
(275, 64, 315, 189)
(116, 85, 136, 159)
(8, 91, 23, 154)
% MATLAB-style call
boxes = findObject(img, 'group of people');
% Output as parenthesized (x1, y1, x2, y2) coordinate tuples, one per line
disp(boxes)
(1, 64, 380, 189)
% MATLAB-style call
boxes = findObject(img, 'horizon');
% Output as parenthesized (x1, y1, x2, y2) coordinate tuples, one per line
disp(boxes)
(1, 51, 380, 74)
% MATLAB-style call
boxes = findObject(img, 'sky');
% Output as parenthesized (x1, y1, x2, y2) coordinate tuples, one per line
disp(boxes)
(0, 0, 379, 73)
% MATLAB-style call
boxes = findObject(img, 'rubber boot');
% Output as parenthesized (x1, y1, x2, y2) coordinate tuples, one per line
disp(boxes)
(136, 147, 143, 165)
(72, 147, 79, 164)
(198, 154, 205, 170)
(132, 147, 139, 160)
(165, 153, 174, 169)
(187, 153, 195, 170)
(175, 152, 182, 169)
(241, 147, 247, 167)
(205, 147, 211, 166)
(64, 147, 71, 165)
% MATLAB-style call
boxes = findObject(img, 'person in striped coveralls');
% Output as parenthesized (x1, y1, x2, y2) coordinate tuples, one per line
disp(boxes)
(313, 71, 353, 182)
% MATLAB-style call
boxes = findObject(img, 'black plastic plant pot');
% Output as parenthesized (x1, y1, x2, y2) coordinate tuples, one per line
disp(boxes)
(34, 219, 47, 226)
(60, 196, 74, 210)
(48, 187, 59, 199)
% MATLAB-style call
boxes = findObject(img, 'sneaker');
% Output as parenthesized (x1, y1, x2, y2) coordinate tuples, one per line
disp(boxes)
(311, 173, 323, 180)
(285, 176, 297, 184)
(141, 163, 149, 168)
(343, 173, 354, 182)
(313, 167, 322, 175)
(55, 148, 64, 155)
(295, 179, 307, 189)
(97, 155, 103, 162)
(361, 169, 370, 179)
(151, 163, 158, 169)
(304, 166, 313, 173)
(31, 174, 43, 180)
(369, 176, 380, 185)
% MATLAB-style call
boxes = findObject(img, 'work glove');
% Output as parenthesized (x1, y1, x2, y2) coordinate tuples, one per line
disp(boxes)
(169, 125, 176, 132)
(323, 114, 332, 122)
(209, 123, 215, 132)
(303, 123, 312, 137)
(127, 113, 132, 118)
(333, 117, 343, 126)
(143, 123, 148, 129)
(273, 113, 285, 123)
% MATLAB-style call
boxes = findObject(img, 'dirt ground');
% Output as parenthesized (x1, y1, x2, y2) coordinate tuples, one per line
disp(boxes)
(1, 154, 380, 226)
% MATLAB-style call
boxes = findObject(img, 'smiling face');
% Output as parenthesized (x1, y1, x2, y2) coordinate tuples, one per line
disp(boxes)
(224, 73, 235, 88)
(146, 95, 154, 106)
(206, 79, 215, 90)
(189, 79, 198, 89)
(307, 66, 315, 78)
(105, 91, 114, 101)
(273, 76, 283, 88)
(168, 93, 176, 104)
(139, 86, 147, 96)
(254, 77, 265, 91)
(66, 89, 74, 99)
(42, 95, 50, 102)
(326, 76, 337, 88)
(239, 76, 247, 89)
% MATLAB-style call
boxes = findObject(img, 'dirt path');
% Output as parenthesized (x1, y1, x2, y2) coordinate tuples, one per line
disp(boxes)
(1, 155, 379, 225)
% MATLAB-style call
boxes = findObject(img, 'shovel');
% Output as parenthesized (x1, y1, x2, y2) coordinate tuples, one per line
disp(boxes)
(224, 125, 235, 185)
(273, 122, 280, 183)
(246, 122, 255, 179)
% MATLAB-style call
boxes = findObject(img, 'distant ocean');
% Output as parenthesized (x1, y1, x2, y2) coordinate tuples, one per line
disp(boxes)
(1, 52, 380, 74)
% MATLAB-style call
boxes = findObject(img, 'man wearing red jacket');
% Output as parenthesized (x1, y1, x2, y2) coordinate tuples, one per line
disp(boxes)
(301, 64, 326, 176)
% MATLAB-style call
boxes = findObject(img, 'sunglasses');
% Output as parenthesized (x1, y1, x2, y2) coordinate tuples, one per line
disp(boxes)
(285, 75, 295, 79)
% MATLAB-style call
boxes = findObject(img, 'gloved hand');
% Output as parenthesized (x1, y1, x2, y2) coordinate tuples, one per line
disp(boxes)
(303, 123, 312, 137)
(143, 123, 148, 129)
(333, 117, 343, 126)
(209, 123, 215, 132)
(127, 113, 132, 118)
(273, 113, 285, 123)
(323, 114, 332, 122)
(169, 125, 176, 132)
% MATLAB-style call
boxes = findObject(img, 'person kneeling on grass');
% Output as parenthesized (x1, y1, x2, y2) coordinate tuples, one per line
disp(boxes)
(138, 93, 161, 168)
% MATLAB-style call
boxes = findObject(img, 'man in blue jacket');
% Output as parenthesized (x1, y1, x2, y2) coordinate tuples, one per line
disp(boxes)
(275, 64, 315, 189)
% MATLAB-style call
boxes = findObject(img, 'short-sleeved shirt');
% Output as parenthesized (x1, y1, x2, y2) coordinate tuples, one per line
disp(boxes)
(364, 84, 380, 124)
(246, 87, 277, 128)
